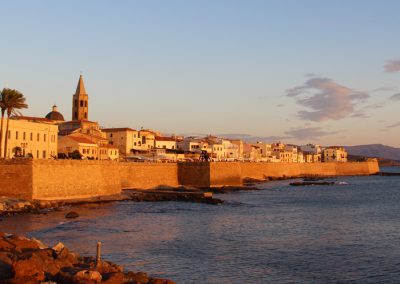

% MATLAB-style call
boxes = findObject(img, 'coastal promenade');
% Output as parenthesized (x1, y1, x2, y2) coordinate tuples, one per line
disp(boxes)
(0, 159, 379, 200)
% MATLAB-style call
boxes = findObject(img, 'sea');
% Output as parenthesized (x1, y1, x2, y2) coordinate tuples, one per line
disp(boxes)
(1, 167, 400, 283)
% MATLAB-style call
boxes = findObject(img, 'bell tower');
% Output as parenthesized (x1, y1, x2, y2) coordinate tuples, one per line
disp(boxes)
(72, 75, 89, 121)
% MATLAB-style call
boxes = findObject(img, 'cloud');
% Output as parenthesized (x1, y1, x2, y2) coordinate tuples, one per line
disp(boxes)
(390, 93, 400, 101)
(384, 60, 400, 73)
(387, 122, 400, 128)
(284, 127, 338, 140)
(373, 86, 396, 92)
(286, 78, 369, 121)
(304, 73, 320, 78)
(276, 104, 285, 107)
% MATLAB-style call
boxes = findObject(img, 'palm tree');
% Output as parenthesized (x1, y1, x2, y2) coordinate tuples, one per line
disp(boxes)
(1, 89, 28, 158)
(0, 92, 6, 158)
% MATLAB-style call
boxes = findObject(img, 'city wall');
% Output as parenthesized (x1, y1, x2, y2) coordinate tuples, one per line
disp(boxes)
(0, 160, 379, 200)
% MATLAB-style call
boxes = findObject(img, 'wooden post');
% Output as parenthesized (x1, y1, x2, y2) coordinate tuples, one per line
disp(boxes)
(96, 241, 101, 267)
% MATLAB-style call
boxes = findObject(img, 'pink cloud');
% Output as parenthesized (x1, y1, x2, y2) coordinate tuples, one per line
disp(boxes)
(384, 60, 400, 73)
(286, 78, 369, 121)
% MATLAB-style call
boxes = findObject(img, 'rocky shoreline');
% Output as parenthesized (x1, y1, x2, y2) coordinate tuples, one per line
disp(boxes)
(0, 232, 175, 283)
(0, 183, 268, 217)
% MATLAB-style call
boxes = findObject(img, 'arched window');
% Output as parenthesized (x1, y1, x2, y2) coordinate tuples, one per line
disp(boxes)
(85, 101, 88, 107)
(84, 112, 87, 119)
(80, 100, 83, 107)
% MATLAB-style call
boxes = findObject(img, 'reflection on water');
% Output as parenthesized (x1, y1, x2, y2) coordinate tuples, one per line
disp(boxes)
(1, 170, 400, 283)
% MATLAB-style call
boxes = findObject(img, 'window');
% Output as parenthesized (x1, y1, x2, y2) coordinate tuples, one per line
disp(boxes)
(134, 142, 137, 146)
(110, 133, 113, 137)
(30, 132, 33, 141)
(16, 131, 18, 140)
(23, 132, 26, 140)
(37, 133, 40, 141)
(80, 100, 83, 107)
(142, 136, 146, 144)
(42, 151, 46, 159)
(44, 134, 47, 142)
(84, 112, 87, 119)
(8, 130, 10, 139)
(74, 112, 77, 119)
(74, 100, 78, 107)
(85, 101, 87, 107)
(37, 150, 39, 158)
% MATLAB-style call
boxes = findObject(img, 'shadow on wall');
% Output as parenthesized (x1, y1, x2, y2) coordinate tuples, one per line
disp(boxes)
(177, 162, 210, 187)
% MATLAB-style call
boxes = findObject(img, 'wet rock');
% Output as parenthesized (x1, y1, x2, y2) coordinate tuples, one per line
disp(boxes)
(74, 269, 102, 283)
(102, 272, 124, 283)
(0, 232, 175, 283)
(31, 237, 48, 249)
(125, 271, 150, 283)
(65, 211, 79, 219)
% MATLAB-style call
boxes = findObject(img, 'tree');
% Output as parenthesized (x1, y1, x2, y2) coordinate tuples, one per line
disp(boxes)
(1, 89, 28, 158)
(0, 92, 6, 158)
(69, 150, 82, 160)
(12, 146, 23, 157)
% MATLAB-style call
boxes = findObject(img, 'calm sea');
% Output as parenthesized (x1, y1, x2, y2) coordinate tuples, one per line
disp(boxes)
(1, 167, 400, 283)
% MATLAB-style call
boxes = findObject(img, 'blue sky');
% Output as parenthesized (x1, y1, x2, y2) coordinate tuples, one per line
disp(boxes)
(1, 0, 400, 146)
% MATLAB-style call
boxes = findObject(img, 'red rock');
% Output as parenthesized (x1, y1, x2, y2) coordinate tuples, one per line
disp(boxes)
(0, 238, 15, 251)
(124, 271, 150, 283)
(12, 254, 46, 281)
(74, 269, 102, 283)
(0, 251, 14, 280)
(102, 272, 124, 283)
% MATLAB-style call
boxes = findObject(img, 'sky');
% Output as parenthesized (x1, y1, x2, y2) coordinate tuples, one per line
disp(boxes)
(1, 0, 399, 147)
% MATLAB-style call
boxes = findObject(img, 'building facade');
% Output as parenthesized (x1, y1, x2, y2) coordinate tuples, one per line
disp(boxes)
(0, 117, 58, 159)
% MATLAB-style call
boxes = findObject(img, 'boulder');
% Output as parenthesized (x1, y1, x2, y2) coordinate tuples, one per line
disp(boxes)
(65, 211, 79, 219)
(101, 272, 124, 283)
(125, 271, 150, 283)
(74, 269, 102, 283)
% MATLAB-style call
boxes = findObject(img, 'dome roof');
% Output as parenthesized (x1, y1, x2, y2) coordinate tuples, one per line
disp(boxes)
(45, 105, 65, 121)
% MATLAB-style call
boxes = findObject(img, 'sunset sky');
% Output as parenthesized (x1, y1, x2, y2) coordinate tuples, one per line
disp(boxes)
(1, 0, 399, 147)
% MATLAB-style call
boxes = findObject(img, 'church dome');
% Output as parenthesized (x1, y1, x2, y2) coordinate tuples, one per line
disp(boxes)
(45, 105, 65, 121)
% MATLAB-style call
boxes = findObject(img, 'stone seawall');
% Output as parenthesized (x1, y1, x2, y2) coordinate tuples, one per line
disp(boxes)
(0, 160, 379, 200)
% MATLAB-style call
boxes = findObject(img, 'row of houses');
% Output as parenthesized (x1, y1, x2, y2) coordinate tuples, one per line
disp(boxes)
(0, 115, 348, 163)
(0, 75, 348, 162)
(103, 127, 348, 163)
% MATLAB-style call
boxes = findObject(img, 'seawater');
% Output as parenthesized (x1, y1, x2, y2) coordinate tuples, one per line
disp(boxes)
(1, 167, 400, 283)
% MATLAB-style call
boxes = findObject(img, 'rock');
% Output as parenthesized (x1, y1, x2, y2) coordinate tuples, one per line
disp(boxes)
(97, 260, 123, 274)
(12, 254, 46, 281)
(0, 251, 14, 280)
(52, 242, 65, 255)
(31, 237, 48, 249)
(125, 271, 150, 283)
(65, 211, 79, 219)
(11, 201, 31, 210)
(37, 201, 51, 209)
(102, 272, 124, 283)
(149, 279, 176, 284)
(74, 269, 102, 283)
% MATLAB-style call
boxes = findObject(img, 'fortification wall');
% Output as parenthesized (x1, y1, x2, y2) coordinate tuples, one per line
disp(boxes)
(120, 163, 179, 189)
(0, 159, 380, 200)
(178, 162, 210, 187)
(0, 159, 33, 199)
(211, 161, 379, 186)
(31, 160, 121, 200)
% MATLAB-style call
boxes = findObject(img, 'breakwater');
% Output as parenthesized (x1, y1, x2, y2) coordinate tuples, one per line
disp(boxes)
(0, 159, 379, 200)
